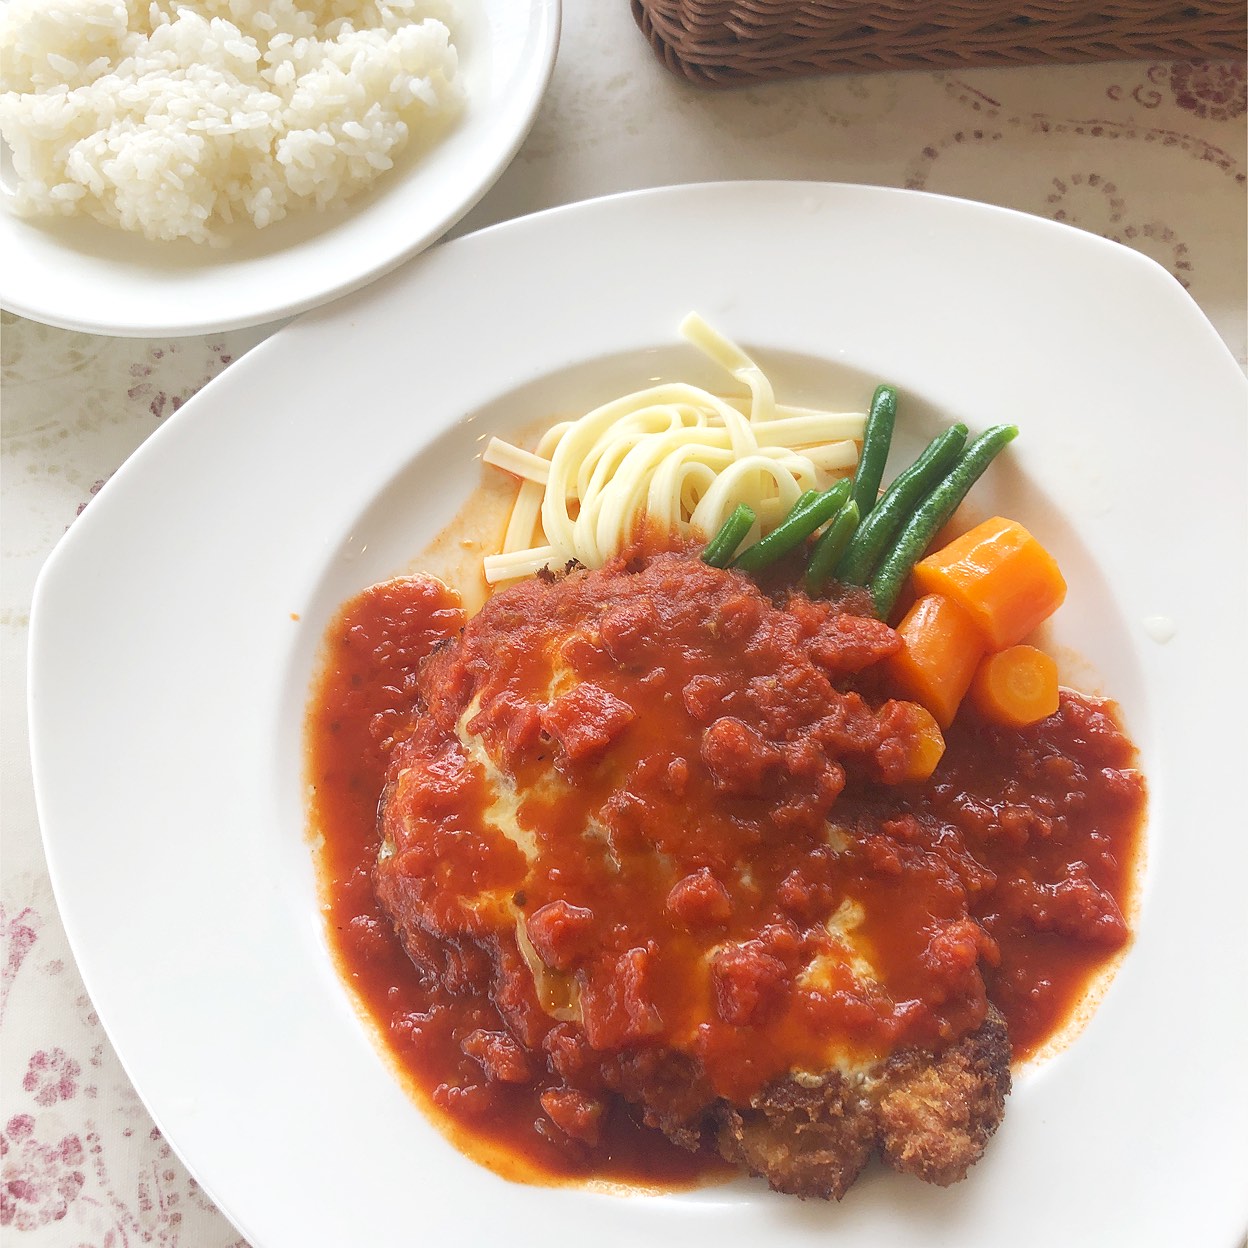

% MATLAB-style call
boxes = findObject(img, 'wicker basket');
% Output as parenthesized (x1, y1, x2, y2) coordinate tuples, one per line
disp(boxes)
(632, 0, 1247, 87)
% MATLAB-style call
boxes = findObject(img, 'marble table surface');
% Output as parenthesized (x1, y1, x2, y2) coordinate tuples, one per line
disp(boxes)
(2, 1, 1244, 1243)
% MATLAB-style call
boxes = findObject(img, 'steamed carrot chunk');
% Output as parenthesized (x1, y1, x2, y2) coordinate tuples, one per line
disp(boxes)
(894, 702, 947, 782)
(970, 645, 1060, 728)
(910, 516, 1066, 650)
(887, 593, 985, 729)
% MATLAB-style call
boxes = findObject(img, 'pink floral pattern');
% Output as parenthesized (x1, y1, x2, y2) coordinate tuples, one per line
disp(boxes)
(1, 908, 39, 1022)
(75, 480, 108, 518)
(126, 340, 236, 421)
(22, 1050, 81, 1107)
(1, 1115, 86, 1231)
(0, 904, 250, 1246)
(1170, 59, 1247, 121)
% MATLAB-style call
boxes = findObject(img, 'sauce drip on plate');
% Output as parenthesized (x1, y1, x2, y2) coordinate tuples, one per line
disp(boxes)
(307, 554, 1143, 1186)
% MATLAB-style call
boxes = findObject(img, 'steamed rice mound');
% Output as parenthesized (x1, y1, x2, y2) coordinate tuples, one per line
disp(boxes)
(0, 0, 461, 244)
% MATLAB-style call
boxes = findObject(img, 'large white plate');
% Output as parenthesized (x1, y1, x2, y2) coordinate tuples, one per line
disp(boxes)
(0, 0, 559, 337)
(29, 182, 1248, 1247)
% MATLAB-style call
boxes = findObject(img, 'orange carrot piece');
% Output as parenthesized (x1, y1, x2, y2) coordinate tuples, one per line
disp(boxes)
(894, 702, 946, 782)
(970, 645, 1060, 728)
(886, 593, 985, 729)
(910, 516, 1066, 650)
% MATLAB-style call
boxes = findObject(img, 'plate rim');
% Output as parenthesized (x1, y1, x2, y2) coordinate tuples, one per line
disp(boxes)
(27, 180, 1248, 1248)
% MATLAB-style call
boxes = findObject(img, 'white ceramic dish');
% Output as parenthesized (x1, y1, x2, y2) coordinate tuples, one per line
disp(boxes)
(0, 0, 559, 337)
(29, 182, 1248, 1247)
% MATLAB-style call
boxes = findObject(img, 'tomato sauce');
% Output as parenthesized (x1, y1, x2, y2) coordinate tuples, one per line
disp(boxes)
(307, 550, 1145, 1187)
(308, 572, 728, 1186)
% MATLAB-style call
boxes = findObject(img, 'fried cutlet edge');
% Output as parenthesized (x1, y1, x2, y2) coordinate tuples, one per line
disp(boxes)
(715, 1007, 1011, 1199)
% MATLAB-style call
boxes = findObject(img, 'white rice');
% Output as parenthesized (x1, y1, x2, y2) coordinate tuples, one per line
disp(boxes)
(0, 0, 461, 244)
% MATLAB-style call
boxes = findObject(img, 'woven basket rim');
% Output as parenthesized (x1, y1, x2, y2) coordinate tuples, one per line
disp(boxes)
(632, 0, 1248, 85)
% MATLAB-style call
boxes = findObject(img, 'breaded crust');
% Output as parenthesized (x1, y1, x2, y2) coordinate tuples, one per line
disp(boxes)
(715, 1070, 879, 1200)
(715, 1009, 1011, 1198)
(875, 1006, 1011, 1187)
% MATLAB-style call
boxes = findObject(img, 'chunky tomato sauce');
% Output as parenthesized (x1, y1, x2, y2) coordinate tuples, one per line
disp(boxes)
(307, 548, 1144, 1186)
(308, 573, 726, 1185)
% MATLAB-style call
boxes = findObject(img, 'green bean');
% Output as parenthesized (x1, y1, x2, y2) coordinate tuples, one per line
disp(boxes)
(834, 423, 969, 586)
(851, 384, 897, 519)
(701, 503, 756, 567)
(804, 500, 860, 595)
(788, 489, 821, 518)
(869, 423, 1020, 620)
(733, 478, 853, 575)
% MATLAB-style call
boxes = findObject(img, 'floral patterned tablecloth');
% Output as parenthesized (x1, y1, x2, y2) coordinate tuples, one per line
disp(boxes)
(2, 2, 1244, 1243)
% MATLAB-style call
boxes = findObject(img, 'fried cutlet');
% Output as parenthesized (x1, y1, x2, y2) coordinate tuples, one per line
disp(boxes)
(374, 549, 1011, 1195)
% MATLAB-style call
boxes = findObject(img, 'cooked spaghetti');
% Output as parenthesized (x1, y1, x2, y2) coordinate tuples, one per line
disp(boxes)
(481, 314, 866, 584)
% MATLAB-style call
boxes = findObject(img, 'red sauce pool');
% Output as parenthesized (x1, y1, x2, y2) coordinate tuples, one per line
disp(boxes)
(308, 574, 728, 1186)
(306, 561, 1145, 1187)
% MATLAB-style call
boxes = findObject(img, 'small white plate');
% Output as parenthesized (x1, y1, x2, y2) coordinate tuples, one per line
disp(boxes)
(0, 0, 559, 337)
(29, 183, 1248, 1247)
